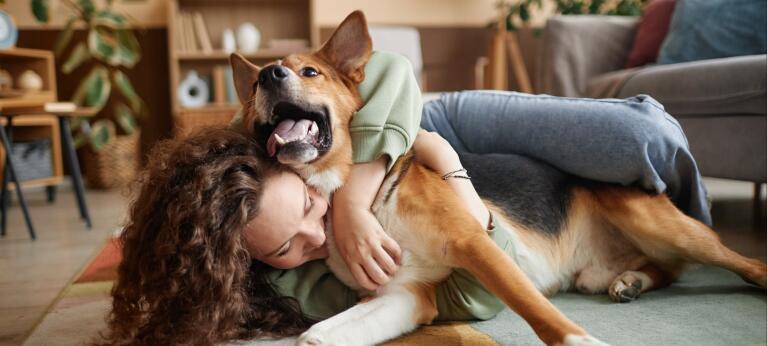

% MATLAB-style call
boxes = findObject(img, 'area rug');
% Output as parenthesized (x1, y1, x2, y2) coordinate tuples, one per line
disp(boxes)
(24, 238, 767, 345)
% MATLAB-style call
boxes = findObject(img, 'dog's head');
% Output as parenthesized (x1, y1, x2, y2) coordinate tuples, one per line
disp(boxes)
(230, 11, 372, 169)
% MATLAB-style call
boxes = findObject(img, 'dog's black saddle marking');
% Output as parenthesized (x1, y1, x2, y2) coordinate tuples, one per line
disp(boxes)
(459, 152, 578, 236)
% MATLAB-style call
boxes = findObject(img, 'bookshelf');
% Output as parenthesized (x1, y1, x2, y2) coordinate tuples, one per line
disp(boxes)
(167, 0, 317, 136)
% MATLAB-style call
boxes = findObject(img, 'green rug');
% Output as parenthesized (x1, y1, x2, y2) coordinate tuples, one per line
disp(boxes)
(471, 266, 767, 345)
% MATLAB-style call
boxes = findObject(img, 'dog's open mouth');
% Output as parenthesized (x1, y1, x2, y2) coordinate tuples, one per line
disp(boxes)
(263, 102, 332, 163)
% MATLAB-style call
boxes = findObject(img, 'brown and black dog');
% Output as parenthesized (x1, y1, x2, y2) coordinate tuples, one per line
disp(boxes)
(230, 11, 767, 346)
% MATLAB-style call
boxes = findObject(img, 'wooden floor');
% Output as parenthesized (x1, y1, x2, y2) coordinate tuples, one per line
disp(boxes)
(0, 179, 765, 346)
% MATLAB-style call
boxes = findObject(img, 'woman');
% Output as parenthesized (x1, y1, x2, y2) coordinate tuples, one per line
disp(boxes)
(97, 126, 500, 345)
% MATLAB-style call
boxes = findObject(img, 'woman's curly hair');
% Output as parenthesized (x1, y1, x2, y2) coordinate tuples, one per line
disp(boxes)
(97, 127, 314, 345)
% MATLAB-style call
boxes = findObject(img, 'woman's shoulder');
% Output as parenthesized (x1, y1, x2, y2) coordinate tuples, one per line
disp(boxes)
(366, 51, 414, 75)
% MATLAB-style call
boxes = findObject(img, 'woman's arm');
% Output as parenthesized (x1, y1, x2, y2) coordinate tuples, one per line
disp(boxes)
(412, 130, 490, 228)
(332, 157, 401, 291)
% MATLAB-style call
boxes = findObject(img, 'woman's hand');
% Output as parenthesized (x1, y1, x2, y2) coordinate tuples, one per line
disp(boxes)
(332, 157, 401, 291)
(332, 204, 401, 290)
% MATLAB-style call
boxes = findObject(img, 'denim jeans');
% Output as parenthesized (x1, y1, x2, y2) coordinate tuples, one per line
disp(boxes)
(421, 90, 712, 226)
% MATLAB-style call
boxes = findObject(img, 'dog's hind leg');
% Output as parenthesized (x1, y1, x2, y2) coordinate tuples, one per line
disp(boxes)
(608, 263, 681, 303)
(594, 187, 767, 289)
(296, 284, 437, 346)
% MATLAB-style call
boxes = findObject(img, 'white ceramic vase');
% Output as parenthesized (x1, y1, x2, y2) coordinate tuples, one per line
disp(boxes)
(222, 29, 236, 54)
(237, 23, 261, 53)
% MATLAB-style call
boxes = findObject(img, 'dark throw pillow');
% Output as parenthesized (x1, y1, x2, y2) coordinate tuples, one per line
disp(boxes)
(657, 0, 767, 65)
(625, 0, 677, 68)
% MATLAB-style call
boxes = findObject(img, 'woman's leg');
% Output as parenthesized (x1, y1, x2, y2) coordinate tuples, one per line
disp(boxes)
(421, 90, 711, 226)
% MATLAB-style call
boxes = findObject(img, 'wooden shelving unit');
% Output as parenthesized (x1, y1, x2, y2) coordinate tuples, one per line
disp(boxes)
(167, 0, 317, 136)
(0, 48, 63, 191)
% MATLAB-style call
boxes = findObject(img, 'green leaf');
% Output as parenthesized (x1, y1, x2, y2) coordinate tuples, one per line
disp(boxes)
(31, 0, 49, 23)
(62, 42, 90, 74)
(79, 0, 95, 19)
(115, 29, 141, 67)
(93, 10, 127, 29)
(54, 17, 78, 58)
(519, 3, 530, 22)
(88, 28, 120, 65)
(72, 66, 111, 110)
(112, 70, 142, 113)
(114, 103, 137, 134)
(89, 120, 113, 151)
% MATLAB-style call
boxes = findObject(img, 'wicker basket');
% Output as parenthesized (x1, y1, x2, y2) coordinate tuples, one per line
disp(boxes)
(174, 107, 237, 137)
(81, 131, 140, 189)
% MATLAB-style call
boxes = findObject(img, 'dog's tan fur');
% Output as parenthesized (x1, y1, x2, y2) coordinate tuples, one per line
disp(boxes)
(231, 11, 766, 346)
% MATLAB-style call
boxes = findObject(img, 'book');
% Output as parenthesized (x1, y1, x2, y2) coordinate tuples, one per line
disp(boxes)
(212, 66, 226, 104)
(193, 12, 213, 53)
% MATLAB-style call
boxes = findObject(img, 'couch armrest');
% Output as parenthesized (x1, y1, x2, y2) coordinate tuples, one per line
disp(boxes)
(537, 15, 638, 97)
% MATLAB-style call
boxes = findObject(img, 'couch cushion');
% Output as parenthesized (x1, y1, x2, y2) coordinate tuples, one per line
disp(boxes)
(625, 0, 677, 68)
(657, 0, 767, 64)
(617, 54, 767, 117)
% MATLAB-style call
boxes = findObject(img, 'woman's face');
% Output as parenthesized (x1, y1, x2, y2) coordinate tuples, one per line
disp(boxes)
(243, 171, 329, 269)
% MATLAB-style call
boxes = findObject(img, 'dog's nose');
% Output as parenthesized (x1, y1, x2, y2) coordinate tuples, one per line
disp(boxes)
(259, 65, 289, 88)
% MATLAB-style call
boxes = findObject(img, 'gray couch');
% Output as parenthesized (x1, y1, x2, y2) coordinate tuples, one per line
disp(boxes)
(537, 15, 767, 183)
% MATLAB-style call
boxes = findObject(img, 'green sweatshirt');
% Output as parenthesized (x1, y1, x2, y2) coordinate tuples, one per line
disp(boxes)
(258, 51, 507, 321)
(266, 214, 513, 321)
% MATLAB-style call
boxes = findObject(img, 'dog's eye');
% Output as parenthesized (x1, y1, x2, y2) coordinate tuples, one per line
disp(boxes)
(301, 67, 319, 77)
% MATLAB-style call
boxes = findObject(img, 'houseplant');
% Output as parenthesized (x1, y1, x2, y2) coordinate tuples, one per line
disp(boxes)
(504, 0, 646, 31)
(31, 0, 144, 188)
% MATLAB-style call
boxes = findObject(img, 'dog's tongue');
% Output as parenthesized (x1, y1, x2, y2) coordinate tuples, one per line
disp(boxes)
(266, 119, 316, 157)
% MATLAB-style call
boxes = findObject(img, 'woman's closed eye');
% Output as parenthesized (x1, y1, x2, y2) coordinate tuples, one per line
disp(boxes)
(276, 242, 291, 257)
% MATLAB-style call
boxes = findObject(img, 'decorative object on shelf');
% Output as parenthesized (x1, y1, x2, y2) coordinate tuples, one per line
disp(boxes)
(237, 22, 261, 53)
(17, 70, 43, 91)
(0, 10, 19, 49)
(222, 28, 236, 53)
(0, 68, 12, 90)
(31, 0, 145, 189)
(12, 139, 53, 182)
(177, 70, 210, 108)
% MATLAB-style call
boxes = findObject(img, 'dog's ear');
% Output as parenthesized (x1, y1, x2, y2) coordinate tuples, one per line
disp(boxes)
(316, 10, 372, 84)
(230, 53, 261, 104)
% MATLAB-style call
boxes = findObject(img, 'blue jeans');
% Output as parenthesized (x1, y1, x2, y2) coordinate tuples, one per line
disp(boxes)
(421, 90, 712, 226)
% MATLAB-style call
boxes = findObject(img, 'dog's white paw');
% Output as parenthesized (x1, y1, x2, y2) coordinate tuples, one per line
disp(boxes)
(608, 271, 644, 303)
(561, 334, 610, 346)
(296, 331, 331, 346)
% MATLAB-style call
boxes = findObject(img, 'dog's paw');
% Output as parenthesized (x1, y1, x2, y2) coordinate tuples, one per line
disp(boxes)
(608, 271, 644, 303)
(741, 261, 767, 289)
(561, 334, 610, 346)
(296, 331, 331, 346)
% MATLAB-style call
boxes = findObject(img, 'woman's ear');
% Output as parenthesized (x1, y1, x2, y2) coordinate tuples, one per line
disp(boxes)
(316, 10, 373, 84)
(230, 53, 262, 104)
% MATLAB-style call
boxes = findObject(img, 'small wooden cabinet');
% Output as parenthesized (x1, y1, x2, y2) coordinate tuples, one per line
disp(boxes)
(167, 0, 317, 136)
(0, 48, 63, 191)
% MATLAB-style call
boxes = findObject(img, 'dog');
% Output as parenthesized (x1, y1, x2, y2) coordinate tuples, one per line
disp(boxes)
(230, 11, 767, 346)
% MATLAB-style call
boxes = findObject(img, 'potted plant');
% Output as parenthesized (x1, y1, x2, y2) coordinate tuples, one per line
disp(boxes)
(31, 0, 144, 188)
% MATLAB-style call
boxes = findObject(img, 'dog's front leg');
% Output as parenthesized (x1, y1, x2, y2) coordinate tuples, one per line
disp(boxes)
(296, 284, 436, 346)
(446, 230, 607, 346)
